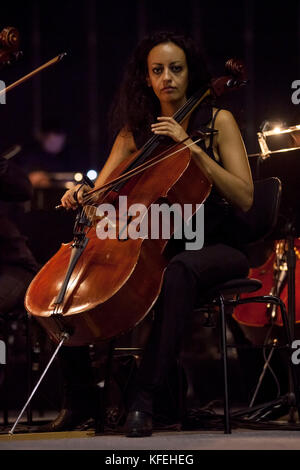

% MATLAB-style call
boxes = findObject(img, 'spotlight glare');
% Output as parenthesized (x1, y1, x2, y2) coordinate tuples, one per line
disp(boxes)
(273, 127, 281, 134)
(74, 172, 83, 182)
(87, 170, 98, 181)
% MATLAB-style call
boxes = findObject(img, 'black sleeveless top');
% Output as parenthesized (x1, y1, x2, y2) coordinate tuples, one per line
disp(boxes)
(187, 106, 248, 250)
(187, 106, 231, 241)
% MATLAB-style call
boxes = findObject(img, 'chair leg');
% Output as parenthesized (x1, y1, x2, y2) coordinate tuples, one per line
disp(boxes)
(219, 295, 231, 434)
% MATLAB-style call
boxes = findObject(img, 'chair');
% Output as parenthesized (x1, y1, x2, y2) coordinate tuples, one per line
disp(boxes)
(194, 177, 300, 433)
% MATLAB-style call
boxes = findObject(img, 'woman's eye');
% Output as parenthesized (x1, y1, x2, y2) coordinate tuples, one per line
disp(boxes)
(171, 65, 182, 72)
(152, 68, 162, 74)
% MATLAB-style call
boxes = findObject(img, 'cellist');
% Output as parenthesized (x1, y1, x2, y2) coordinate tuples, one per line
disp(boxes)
(51, 31, 253, 436)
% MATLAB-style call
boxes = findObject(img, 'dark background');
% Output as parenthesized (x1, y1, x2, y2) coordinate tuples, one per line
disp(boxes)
(0, 0, 300, 172)
(1, 0, 300, 421)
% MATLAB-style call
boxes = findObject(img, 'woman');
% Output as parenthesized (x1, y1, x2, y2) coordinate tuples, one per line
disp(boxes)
(59, 31, 253, 437)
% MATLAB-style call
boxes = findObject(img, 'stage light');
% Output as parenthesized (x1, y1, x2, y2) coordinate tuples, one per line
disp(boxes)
(260, 120, 285, 134)
(74, 172, 83, 182)
(272, 127, 282, 134)
(87, 169, 98, 180)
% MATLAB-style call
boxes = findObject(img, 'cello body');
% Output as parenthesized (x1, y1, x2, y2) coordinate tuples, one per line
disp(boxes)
(25, 143, 212, 346)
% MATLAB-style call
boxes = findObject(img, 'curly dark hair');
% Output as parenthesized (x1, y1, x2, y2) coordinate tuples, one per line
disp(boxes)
(110, 31, 211, 146)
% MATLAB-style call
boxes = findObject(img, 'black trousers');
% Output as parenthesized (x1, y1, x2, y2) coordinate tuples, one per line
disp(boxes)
(128, 243, 249, 415)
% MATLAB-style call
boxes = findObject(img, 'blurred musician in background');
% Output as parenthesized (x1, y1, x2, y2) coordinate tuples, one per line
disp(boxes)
(17, 118, 70, 188)
(0, 156, 38, 316)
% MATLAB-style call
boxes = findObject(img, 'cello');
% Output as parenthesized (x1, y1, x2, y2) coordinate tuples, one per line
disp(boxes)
(24, 59, 247, 348)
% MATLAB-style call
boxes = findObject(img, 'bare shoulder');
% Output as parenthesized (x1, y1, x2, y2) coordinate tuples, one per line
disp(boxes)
(213, 109, 242, 150)
(214, 109, 238, 128)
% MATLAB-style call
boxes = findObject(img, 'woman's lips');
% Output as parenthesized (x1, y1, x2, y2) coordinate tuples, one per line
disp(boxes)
(161, 87, 176, 92)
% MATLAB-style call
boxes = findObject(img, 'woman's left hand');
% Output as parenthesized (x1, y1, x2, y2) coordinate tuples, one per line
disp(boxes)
(151, 117, 189, 143)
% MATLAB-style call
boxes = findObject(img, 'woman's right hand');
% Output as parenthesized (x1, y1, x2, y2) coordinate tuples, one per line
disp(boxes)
(61, 183, 89, 210)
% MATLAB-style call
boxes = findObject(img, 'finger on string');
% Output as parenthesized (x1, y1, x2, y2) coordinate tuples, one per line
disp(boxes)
(152, 129, 171, 134)
(152, 125, 171, 131)
(151, 125, 172, 130)
(153, 130, 170, 135)
(152, 122, 170, 126)
(157, 116, 173, 121)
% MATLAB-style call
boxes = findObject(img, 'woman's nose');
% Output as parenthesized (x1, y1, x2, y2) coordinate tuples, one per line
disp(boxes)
(162, 68, 171, 82)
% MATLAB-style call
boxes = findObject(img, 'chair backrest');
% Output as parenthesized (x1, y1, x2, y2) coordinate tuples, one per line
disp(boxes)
(233, 177, 282, 245)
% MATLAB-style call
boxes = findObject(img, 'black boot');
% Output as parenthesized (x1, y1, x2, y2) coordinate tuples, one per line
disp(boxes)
(125, 386, 153, 437)
(125, 411, 153, 437)
(38, 383, 99, 432)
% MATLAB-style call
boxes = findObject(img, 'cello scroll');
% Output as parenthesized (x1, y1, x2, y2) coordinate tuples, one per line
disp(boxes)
(0, 26, 22, 69)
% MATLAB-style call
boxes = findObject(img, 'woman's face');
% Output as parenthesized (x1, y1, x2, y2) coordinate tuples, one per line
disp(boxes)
(146, 41, 188, 106)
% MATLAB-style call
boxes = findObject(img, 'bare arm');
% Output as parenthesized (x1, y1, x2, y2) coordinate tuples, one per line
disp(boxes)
(190, 110, 253, 212)
(94, 130, 137, 188)
(61, 129, 136, 209)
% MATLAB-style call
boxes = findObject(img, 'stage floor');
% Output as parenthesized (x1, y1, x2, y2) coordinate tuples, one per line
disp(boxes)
(0, 428, 300, 450)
